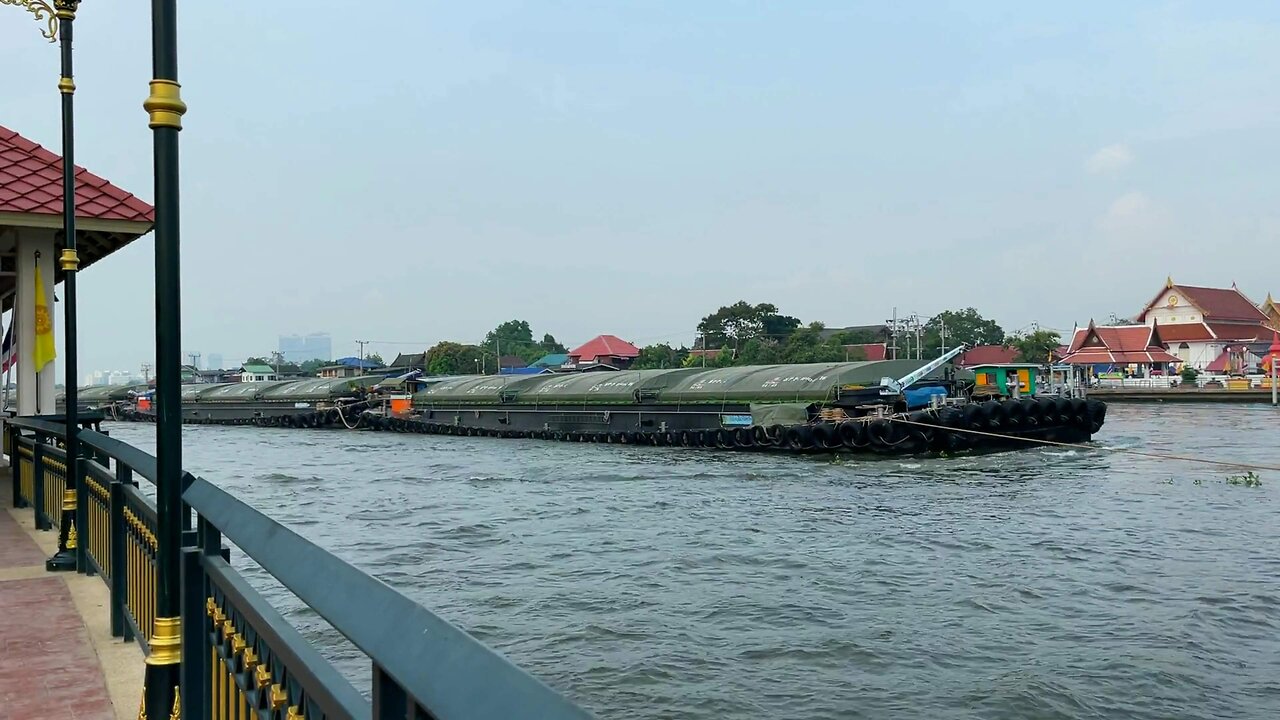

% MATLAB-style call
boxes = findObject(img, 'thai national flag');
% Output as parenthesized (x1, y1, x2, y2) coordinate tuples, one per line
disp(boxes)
(1, 322, 15, 373)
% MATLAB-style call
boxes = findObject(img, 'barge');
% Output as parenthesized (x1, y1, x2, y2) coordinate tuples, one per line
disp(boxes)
(113, 347, 1107, 456)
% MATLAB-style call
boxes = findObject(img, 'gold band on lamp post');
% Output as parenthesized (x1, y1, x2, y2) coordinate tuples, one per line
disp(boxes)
(0, 0, 59, 41)
(59, 248, 79, 271)
(143, 80, 187, 130)
(58, 76, 75, 94)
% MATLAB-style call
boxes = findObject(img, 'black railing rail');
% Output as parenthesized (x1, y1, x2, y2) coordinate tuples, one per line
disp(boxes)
(187, 477, 593, 720)
(4, 416, 593, 719)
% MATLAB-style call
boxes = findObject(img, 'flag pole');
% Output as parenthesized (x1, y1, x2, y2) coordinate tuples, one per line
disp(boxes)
(32, 252, 40, 415)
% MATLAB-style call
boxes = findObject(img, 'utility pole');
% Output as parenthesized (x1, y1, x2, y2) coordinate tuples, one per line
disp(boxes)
(355, 339, 368, 363)
(940, 318, 947, 355)
(888, 307, 898, 360)
(141, 363, 152, 384)
(270, 351, 283, 377)
(187, 351, 200, 370)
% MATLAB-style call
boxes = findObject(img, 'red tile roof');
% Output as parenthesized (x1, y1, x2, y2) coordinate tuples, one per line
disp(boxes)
(1206, 322, 1267, 342)
(568, 334, 640, 362)
(1062, 324, 1180, 365)
(0, 125, 153, 223)
(1154, 322, 1216, 342)
(1177, 285, 1267, 322)
(956, 344, 1018, 367)
(1139, 282, 1268, 324)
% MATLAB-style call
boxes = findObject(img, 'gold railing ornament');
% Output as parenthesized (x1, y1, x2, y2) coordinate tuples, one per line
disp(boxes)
(0, 0, 58, 42)
(136, 685, 146, 720)
(169, 686, 181, 720)
(270, 685, 288, 711)
(286, 705, 304, 720)
(65, 521, 77, 549)
(146, 616, 181, 666)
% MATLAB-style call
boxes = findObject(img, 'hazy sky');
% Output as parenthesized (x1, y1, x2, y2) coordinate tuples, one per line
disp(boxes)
(4, 2, 1280, 377)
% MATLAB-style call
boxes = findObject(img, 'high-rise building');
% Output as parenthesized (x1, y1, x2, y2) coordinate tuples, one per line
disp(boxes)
(207, 353, 224, 371)
(278, 333, 332, 364)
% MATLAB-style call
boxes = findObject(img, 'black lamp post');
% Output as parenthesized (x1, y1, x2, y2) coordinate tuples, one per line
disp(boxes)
(141, 0, 186, 716)
(0, 0, 84, 571)
(45, 0, 82, 574)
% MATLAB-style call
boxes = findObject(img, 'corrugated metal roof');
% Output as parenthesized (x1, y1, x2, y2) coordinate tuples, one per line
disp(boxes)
(532, 353, 569, 368)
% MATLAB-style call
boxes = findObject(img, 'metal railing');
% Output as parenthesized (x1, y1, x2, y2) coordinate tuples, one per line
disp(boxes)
(6, 417, 591, 719)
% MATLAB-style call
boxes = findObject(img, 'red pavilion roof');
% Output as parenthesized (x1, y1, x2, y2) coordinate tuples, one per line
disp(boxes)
(1062, 323, 1179, 365)
(0, 125, 153, 223)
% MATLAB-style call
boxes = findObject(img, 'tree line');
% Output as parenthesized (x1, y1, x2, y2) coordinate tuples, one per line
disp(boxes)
(242, 303, 1062, 377)
(632, 303, 1061, 369)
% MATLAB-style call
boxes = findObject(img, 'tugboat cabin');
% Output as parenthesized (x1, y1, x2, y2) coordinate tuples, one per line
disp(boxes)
(970, 364, 1041, 398)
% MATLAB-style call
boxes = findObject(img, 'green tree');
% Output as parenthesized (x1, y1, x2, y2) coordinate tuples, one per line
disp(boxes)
(366, 352, 385, 366)
(539, 333, 566, 354)
(482, 320, 564, 363)
(923, 308, 1005, 354)
(1005, 329, 1061, 363)
(737, 337, 783, 366)
(634, 343, 687, 369)
(299, 358, 328, 374)
(829, 328, 881, 345)
(778, 322, 846, 364)
(697, 301, 801, 351)
(425, 341, 484, 375)
(484, 320, 534, 348)
(244, 356, 269, 366)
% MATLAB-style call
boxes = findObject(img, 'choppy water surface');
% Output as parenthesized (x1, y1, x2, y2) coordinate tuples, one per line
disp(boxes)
(107, 404, 1280, 719)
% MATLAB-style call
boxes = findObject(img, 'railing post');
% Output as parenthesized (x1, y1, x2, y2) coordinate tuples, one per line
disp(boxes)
(32, 435, 48, 531)
(179, 545, 206, 720)
(9, 427, 19, 509)
(75, 443, 89, 574)
(111, 465, 132, 641)
(372, 665, 409, 720)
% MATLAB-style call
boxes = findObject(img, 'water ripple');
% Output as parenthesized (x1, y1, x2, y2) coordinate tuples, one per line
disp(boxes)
(105, 403, 1280, 719)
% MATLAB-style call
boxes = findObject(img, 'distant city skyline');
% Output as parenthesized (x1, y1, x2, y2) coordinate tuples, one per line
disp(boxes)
(278, 333, 332, 364)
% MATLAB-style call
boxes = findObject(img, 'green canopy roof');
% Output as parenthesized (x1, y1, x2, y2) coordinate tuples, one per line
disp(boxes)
(519, 368, 703, 404)
(656, 360, 960, 403)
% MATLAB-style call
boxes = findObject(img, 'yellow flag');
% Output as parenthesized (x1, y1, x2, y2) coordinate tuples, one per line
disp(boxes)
(32, 264, 55, 372)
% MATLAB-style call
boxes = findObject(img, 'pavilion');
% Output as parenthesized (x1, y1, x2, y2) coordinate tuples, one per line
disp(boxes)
(1060, 320, 1180, 376)
(0, 124, 154, 415)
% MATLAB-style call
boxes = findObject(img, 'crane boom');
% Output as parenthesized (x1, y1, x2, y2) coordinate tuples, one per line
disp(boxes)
(879, 344, 967, 395)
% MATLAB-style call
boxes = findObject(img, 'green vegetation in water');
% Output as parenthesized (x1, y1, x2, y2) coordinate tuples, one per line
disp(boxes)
(1225, 471, 1263, 487)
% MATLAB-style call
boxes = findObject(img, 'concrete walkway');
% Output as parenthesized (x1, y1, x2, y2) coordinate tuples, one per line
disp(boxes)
(0, 469, 143, 720)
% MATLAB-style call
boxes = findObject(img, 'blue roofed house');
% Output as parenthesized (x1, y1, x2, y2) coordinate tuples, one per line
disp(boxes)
(318, 356, 385, 379)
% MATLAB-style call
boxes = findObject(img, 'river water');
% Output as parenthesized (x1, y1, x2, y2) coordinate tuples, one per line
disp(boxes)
(106, 403, 1280, 719)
